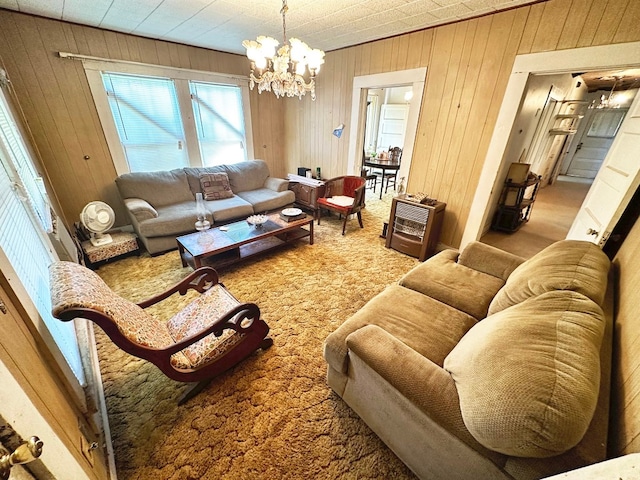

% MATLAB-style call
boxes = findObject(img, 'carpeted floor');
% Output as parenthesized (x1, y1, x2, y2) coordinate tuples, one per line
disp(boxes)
(94, 191, 421, 480)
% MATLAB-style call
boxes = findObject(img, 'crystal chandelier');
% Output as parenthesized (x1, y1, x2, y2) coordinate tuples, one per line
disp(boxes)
(242, 0, 325, 100)
(589, 77, 621, 109)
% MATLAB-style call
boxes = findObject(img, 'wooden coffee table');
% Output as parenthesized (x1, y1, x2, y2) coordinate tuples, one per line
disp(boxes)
(177, 212, 314, 270)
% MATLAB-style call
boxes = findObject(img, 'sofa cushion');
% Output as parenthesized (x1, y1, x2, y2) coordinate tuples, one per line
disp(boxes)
(444, 290, 605, 458)
(324, 284, 478, 375)
(115, 169, 194, 207)
(224, 160, 270, 192)
(400, 249, 506, 320)
(206, 196, 254, 222)
(488, 240, 610, 315)
(137, 201, 199, 238)
(200, 172, 234, 200)
(236, 188, 295, 213)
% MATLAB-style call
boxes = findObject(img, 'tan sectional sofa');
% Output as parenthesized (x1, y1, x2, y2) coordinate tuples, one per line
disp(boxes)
(324, 240, 612, 480)
(115, 160, 295, 254)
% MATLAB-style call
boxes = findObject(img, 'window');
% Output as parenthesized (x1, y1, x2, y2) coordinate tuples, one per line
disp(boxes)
(103, 73, 189, 172)
(84, 61, 253, 175)
(0, 89, 85, 385)
(191, 82, 247, 167)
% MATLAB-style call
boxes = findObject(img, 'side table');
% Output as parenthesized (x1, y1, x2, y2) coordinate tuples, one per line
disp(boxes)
(81, 231, 139, 269)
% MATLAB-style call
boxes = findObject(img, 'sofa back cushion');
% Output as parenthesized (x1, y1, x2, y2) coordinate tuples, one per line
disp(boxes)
(115, 169, 194, 207)
(488, 240, 609, 316)
(224, 160, 270, 192)
(444, 290, 604, 458)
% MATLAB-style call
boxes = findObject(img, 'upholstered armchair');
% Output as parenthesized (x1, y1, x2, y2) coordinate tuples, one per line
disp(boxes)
(317, 176, 366, 235)
(50, 261, 272, 404)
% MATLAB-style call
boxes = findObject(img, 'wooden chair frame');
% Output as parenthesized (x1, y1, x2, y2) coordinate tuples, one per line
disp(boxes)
(317, 176, 366, 235)
(52, 265, 272, 405)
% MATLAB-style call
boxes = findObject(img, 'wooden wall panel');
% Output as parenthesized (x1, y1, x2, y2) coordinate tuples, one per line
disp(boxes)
(284, 0, 640, 248)
(0, 277, 108, 479)
(0, 10, 282, 229)
(611, 217, 640, 456)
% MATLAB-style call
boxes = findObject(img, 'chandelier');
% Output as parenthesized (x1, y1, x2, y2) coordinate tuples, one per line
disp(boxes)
(589, 77, 621, 109)
(242, 0, 325, 100)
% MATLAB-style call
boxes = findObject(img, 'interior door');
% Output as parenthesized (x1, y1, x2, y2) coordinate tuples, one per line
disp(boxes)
(377, 104, 408, 150)
(567, 93, 640, 245)
(565, 109, 627, 179)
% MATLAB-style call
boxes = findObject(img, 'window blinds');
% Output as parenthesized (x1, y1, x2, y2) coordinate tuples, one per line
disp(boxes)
(102, 72, 189, 172)
(0, 94, 85, 385)
(190, 82, 247, 166)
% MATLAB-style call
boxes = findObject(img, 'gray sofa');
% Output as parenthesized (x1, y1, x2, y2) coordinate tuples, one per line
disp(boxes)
(324, 240, 612, 480)
(115, 160, 295, 254)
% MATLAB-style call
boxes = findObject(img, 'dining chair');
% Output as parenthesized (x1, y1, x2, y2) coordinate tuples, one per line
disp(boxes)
(384, 146, 403, 193)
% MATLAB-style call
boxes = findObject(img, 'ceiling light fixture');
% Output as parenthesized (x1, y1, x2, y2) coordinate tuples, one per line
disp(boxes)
(242, 0, 325, 100)
(589, 77, 621, 109)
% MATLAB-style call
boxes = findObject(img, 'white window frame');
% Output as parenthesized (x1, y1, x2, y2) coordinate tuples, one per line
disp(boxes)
(81, 59, 254, 176)
(0, 87, 87, 404)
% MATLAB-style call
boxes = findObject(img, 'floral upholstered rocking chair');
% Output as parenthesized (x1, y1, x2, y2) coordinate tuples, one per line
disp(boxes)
(50, 261, 273, 405)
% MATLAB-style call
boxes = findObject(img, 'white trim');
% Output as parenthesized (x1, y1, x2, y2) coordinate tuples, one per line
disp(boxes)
(60, 51, 248, 83)
(80, 57, 254, 176)
(461, 41, 640, 249)
(0, 360, 91, 479)
(347, 68, 427, 182)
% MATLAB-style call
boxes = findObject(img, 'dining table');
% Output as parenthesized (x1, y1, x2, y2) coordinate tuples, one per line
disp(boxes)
(363, 157, 401, 199)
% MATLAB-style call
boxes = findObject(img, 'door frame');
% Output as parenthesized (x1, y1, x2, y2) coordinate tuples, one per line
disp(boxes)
(461, 41, 640, 249)
(347, 68, 427, 182)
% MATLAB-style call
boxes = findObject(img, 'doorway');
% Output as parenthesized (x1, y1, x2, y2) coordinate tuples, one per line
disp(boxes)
(462, 41, 640, 251)
(346, 68, 427, 184)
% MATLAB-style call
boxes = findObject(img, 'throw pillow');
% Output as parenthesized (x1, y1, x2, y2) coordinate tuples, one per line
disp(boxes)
(200, 172, 234, 200)
(444, 290, 604, 458)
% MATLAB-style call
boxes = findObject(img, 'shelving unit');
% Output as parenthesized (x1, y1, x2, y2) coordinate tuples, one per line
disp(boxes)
(491, 173, 541, 232)
(549, 100, 588, 135)
(385, 195, 446, 261)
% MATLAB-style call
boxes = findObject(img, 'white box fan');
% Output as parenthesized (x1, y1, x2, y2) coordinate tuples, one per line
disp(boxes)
(80, 201, 115, 247)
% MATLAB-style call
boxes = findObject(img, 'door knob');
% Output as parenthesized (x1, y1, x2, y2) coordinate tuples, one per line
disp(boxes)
(0, 436, 43, 480)
(587, 228, 599, 236)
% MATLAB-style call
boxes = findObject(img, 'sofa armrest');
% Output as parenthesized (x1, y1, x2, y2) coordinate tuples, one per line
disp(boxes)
(123, 198, 158, 222)
(345, 325, 491, 454)
(264, 177, 289, 192)
(458, 241, 524, 281)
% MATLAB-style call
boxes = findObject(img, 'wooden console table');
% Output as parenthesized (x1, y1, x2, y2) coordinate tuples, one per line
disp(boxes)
(288, 181, 326, 217)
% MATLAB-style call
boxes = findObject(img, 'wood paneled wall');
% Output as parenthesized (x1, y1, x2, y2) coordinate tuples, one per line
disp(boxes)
(611, 216, 640, 457)
(0, 10, 284, 228)
(285, 0, 640, 247)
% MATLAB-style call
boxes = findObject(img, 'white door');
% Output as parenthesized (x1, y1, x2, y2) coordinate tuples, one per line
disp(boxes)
(377, 104, 408, 150)
(567, 94, 640, 245)
(565, 109, 627, 178)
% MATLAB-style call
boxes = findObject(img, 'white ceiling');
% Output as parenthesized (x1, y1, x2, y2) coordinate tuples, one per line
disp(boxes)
(0, 0, 540, 55)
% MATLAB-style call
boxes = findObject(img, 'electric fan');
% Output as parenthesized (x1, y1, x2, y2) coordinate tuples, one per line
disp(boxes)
(80, 201, 115, 247)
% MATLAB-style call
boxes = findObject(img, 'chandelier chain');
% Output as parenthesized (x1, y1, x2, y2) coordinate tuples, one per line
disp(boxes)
(281, 0, 288, 44)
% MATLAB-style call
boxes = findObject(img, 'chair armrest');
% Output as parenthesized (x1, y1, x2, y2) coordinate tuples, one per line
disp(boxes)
(123, 198, 158, 222)
(162, 302, 261, 355)
(458, 241, 524, 281)
(137, 266, 220, 308)
(264, 177, 289, 192)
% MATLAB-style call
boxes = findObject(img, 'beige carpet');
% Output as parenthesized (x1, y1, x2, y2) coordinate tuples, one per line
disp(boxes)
(95, 191, 420, 480)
